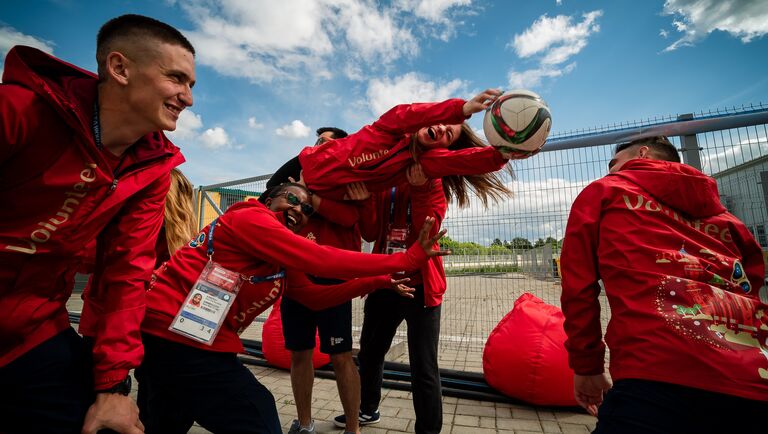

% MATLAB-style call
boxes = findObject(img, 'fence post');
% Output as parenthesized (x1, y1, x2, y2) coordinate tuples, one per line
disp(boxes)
(677, 113, 703, 171)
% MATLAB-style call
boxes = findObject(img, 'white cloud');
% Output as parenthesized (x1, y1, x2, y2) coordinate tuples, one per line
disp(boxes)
(166, 109, 204, 140)
(660, 29, 670, 38)
(176, 0, 476, 83)
(507, 63, 576, 89)
(275, 120, 312, 138)
(248, 117, 264, 129)
(366, 72, 466, 116)
(166, 110, 235, 151)
(0, 25, 54, 80)
(511, 11, 602, 65)
(505, 11, 600, 90)
(662, 0, 768, 51)
(200, 127, 231, 150)
(395, 0, 473, 40)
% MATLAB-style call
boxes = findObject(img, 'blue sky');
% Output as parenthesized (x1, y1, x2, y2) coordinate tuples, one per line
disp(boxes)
(2, 0, 767, 188)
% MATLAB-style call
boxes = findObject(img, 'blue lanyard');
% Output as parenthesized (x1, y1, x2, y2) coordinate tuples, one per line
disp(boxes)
(92, 100, 103, 149)
(207, 218, 285, 283)
(389, 187, 412, 227)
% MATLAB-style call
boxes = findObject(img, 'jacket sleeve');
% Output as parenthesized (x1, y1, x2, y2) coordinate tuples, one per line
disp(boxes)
(357, 195, 381, 243)
(410, 179, 447, 238)
(418, 146, 508, 180)
(89, 174, 171, 389)
(0, 85, 43, 165)
(371, 99, 468, 136)
(728, 218, 766, 297)
(229, 209, 429, 279)
(315, 196, 360, 228)
(285, 271, 390, 310)
(560, 182, 607, 376)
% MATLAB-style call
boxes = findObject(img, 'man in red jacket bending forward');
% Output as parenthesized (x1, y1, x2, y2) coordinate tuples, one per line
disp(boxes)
(0, 14, 194, 434)
(560, 136, 767, 433)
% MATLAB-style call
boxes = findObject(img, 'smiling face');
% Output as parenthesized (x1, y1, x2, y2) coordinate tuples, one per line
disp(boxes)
(124, 42, 195, 132)
(265, 186, 312, 233)
(415, 124, 462, 149)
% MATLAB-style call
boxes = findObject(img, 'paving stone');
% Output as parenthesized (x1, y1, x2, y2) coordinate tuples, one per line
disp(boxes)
(479, 416, 496, 428)
(451, 426, 497, 434)
(556, 412, 597, 425)
(453, 414, 479, 426)
(541, 420, 562, 433)
(512, 408, 540, 420)
(496, 418, 543, 432)
(559, 423, 591, 434)
(455, 403, 496, 417)
(381, 397, 413, 409)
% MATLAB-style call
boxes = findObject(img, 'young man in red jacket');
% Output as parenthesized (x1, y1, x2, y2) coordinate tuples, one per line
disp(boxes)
(0, 14, 194, 434)
(560, 136, 768, 433)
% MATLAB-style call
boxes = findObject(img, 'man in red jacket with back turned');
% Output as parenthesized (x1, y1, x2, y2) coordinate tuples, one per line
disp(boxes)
(0, 14, 194, 434)
(560, 136, 767, 433)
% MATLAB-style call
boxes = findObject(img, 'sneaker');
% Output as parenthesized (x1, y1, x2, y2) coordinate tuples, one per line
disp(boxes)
(288, 419, 316, 434)
(333, 410, 381, 428)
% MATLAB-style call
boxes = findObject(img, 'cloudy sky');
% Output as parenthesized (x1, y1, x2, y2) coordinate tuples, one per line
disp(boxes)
(2, 0, 767, 241)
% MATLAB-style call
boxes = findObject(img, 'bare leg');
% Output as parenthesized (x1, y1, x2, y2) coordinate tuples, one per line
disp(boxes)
(290, 350, 315, 426)
(331, 352, 360, 433)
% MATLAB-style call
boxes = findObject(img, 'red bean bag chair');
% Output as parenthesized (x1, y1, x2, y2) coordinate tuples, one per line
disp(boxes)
(261, 296, 330, 370)
(482, 292, 577, 406)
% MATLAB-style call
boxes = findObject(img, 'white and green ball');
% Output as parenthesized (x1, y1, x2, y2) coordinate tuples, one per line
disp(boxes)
(483, 89, 551, 158)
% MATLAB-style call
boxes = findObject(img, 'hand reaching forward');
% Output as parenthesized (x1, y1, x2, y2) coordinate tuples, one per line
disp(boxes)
(462, 88, 502, 117)
(388, 277, 415, 298)
(573, 373, 612, 417)
(417, 217, 450, 258)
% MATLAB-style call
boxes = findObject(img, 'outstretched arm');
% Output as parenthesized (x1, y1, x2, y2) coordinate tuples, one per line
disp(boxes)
(285, 273, 414, 310)
(231, 208, 449, 280)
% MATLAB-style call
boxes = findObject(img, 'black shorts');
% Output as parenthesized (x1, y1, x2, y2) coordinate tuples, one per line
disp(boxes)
(281, 295, 352, 355)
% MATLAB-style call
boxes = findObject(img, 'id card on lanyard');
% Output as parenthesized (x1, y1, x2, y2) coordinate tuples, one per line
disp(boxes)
(169, 260, 243, 345)
(385, 187, 411, 273)
(169, 218, 243, 345)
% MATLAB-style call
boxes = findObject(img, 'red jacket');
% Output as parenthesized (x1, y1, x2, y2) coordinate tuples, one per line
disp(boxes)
(359, 180, 448, 306)
(0, 46, 183, 388)
(298, 99, 508, 200)
(561, 159, 767, 401)
(143, 199, 430, 353)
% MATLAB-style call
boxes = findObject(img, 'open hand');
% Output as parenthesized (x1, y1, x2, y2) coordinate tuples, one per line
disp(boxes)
(406, 164, 428, 186)
(388, 277, 415, 298)
(462, 88, 502, 117)
(418, 217, 450, 258)
(344, 182, 371, 201)
(573, 373, 612, 417)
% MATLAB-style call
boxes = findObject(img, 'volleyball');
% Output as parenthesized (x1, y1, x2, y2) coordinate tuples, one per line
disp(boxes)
(483, 89, 551, 158)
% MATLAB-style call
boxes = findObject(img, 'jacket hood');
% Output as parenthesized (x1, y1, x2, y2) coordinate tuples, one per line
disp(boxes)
(2, 46, 180, 164)
(613, 159, 725, 218)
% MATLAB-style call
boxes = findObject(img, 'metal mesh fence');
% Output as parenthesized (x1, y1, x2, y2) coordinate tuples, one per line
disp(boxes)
(196, 106, 768, 373)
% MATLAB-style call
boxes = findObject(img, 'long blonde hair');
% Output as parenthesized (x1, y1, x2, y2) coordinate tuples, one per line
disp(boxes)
(411, 123, 513, 208)
(165, 168, 197, 254)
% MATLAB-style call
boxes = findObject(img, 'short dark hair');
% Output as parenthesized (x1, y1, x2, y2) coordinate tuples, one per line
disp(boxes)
(615, 136, 680, 163)
(96, 14, 195, 79)
(316, 127, 348, 139)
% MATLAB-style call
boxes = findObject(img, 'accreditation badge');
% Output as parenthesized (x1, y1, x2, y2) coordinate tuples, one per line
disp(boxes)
(169, 260, 243, 345)
(385, 227, 409, 274)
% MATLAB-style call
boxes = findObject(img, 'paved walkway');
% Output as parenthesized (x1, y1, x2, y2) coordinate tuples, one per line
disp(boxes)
(177, 363, 596, 434)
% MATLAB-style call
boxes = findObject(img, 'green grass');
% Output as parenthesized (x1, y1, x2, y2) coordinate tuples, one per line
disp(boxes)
(445, 264, 521, 276)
